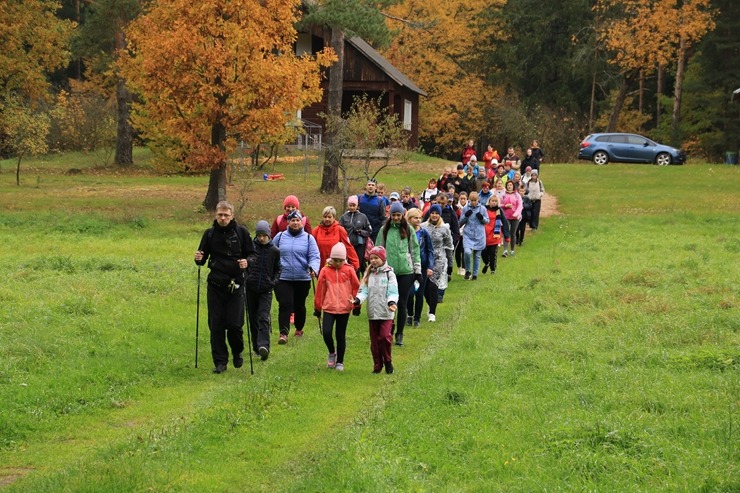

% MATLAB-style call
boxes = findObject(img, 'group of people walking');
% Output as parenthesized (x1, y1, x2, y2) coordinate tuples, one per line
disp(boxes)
(194, 142, 546, 376)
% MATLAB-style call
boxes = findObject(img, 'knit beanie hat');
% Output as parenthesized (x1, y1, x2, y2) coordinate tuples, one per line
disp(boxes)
(283, 195, 300, 209)
(389, 201, 405, 215)
(287, 210, 303, 221)
(347, 195, 359, 206)
(369, 246, 386, 262)
(330, 243, 347, 260)
(255, 220, 270, 237)
(429, 204, 442, 215)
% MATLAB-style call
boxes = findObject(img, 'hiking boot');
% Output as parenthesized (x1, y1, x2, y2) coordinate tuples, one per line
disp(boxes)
(395, 333, 404, 346)
(213, 364, 227, 374)
(385, 362, 394, 374)
(471, 275, 477, 281)
(327, 352, 337, 369)
(258, 346, 270, 361)
(482, 264, 489, 274)
(294, 330, 304, 337)
(335, 362, 344, 372)
(464, 271, 471, 280)
(502, 250, 509, 257)
(233, 353, 243, 368)
(428, 313, 436, 322)
(278, 334, 288, 345)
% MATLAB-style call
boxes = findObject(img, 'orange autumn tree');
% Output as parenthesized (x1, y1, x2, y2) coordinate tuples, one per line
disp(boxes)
(382, 0, 505, 155)
(120, 0, 334, 210)
(597, 0, 716, 139)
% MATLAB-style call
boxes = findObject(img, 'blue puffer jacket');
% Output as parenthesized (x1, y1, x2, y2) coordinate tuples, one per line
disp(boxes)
(273, 228, 321, 281)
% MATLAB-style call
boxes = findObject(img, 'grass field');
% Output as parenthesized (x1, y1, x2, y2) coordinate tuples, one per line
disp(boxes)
(0, 151, 738, 492)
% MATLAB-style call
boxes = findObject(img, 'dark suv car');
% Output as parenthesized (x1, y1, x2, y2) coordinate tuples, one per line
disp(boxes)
(578, 133, 686, 165)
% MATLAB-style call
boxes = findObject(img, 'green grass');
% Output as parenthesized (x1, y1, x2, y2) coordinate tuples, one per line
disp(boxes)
(0, 153, 738, 491)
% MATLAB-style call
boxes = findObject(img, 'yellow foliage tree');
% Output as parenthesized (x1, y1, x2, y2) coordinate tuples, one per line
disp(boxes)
(119, 0, 334, 210)
(382, 0, 506, 155)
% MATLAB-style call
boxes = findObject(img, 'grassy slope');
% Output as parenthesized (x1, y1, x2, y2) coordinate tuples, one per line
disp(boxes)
(0, 154, 738, 491)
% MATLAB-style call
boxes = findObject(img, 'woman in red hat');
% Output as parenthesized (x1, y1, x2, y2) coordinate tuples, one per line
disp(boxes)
(270, 195, 312, 237)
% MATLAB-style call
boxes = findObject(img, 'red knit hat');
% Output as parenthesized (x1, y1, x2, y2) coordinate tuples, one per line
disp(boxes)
(369, 246, 386, 262)
(283, 195, 300, 209)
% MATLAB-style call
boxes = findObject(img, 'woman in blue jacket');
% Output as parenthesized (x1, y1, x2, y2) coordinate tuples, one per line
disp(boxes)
(459, 191, 489, 280)
(405, 208, 435, 327)
(273, 211, 321, 344)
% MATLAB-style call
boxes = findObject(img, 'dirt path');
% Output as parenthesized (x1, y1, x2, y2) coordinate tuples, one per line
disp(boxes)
(539, 192, 561, 218)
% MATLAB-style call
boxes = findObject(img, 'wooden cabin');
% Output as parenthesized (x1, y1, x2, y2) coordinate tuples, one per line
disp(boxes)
(296, 32, 427, 148)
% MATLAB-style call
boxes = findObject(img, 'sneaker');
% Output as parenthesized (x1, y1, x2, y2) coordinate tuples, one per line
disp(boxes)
(213, 364, 227, 374)
(233, 353, 244, 368)
(258, 346, 269, 361)
(294, 330, 304, 337)
(428, 313, 436, 322)
(482, 264, 488, 274)
(385, 362, 394, 374)
(327, 352, 337, 368)
(456, 267, 463, 276)
(278, 334, 288, 345)
(335, 363, 344, 372)
(471, 275, 477, 281)
(406, 315, 413, 326)
(413, 320, 420, 327)
(502, 250, 509, 258)
(464, 271, 471, 280)
(510, 250, 515, 256)
(289, 313, 295, 324)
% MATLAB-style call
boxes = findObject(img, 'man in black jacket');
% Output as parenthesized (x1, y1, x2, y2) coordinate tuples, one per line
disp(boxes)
(194, 201, 254, 374)
(245, 220, 281, 361)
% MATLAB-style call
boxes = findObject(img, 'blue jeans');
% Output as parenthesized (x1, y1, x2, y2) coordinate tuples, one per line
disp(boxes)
(464, 247, 482, 276)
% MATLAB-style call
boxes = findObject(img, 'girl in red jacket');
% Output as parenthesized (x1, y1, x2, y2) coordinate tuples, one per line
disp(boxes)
(313, 243, 360, 371)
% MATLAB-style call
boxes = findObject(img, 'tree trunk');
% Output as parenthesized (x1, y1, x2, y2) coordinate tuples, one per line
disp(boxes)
(114, 77, 134, 166)
(589, 69, 597, 133)
(320, 28, 344, 195)
(656, 64, 665, 126)
(606, 72, 634, 132)
(638, 70, 644, 114)
(203, 121, 228, 211)
(16, 154, 23, 186)
(114, 31, 134, 166)
(671, 36, 687, 147)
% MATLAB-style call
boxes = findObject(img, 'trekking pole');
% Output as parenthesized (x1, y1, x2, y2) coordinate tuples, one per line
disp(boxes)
(195, 266, 201, 368)
(311, 276, 322, 334)
(243, 279, 254, 375)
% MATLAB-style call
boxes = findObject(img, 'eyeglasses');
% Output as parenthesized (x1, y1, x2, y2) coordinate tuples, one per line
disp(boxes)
(216, 213, 232, 217)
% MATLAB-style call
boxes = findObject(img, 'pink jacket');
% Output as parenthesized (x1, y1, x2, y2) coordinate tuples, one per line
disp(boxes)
(501, 191, 523, 221)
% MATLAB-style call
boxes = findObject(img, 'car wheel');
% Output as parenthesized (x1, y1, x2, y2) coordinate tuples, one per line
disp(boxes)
(655, 153, 671, 166)
(593, 151, 609, 165)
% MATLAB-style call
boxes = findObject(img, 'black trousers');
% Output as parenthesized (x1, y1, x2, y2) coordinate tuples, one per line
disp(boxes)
(207, 283, 245, 367)
(530, 200, 542, 229)
(481, 245, 499, 273)
(322, 312, 350, 363)
(246, 290, 273, 352)
(395, 274, 414, 337)
(274, 280, 311, 335)
(454, 237, 464, 268)
(406, 272, 427, 322)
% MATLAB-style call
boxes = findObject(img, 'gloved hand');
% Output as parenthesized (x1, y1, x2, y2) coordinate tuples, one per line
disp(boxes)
(352, 297, 361, 306)
(464, 209, 473, 217)
(476, 212, 484, 221)
(352, 306, 362, 316)
(313, 309, 321, 318)
(414, 273, 422, 284)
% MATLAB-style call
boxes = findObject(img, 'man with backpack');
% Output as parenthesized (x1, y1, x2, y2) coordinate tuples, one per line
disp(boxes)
(194, 201, 254, 374)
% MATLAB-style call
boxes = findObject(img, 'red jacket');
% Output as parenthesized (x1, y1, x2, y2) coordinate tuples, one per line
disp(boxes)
(313, 221, 360, 271)
(314, 263, 360, 314)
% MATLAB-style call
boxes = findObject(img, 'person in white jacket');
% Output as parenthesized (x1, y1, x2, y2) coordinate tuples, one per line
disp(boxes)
(353, 246, 399, 374)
